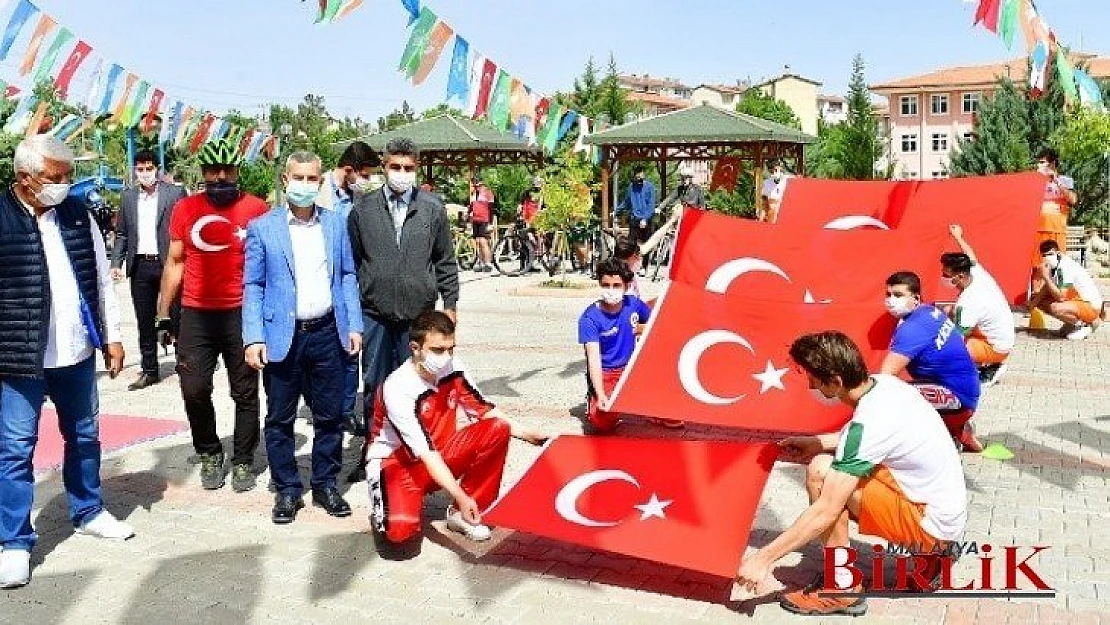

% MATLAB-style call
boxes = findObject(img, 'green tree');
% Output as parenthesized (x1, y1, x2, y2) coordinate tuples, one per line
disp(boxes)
(376, 100, 417, 133)
(839, 54, 882, 179)
(949, 79, 1032, 175)
(1051, 108, 1110, 227)
(735, 89, 801, 129)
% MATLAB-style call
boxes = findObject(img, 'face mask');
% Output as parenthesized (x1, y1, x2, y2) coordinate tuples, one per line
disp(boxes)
(809, 387, 841, 406)
(600, 287, 625, 305)
(34, 181, 70, 207)
(420, 351, 453, 379)
(1043, 253, 1060, 270)
(1037, 163, 1051, 176)
(387, 170, 416, 194)
(772, 172, 783, 182)
(285, 180, 320, 208)
(353, 175, 382, 195)
(136, 171, 157, 187)
(884, 295, 915, 318)
(205, 181, 240, 207)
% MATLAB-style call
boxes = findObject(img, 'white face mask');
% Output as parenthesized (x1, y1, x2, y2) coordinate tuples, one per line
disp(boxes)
(809, 387, 841, 406)
(35, 182, 71, 207)
(387, 170, 417, 194)
(136, 170, 157, 187)
(420, 350, 453, 379)
(772, 171, 783, 182)
(600, 287, 625, 305)
(1037, 163, 1051, 176)
(884, 295, 916, 318)
(1043, 253, 1060, 270)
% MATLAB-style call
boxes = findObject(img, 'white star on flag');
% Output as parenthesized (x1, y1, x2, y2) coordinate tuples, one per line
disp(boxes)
(752, 360, 789, 394)
(633, 493, 672, 521)
(235, 227, 247, 241)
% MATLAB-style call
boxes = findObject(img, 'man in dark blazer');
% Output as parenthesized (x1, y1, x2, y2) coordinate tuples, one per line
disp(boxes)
(110, 149, 187, 390)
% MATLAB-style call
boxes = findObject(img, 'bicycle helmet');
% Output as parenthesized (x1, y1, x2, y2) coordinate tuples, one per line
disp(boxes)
(198, 138, 244, 168)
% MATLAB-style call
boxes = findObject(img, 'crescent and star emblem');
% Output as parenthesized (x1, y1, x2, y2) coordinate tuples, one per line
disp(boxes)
(190, 215, 246, 252)
(554, 470, 672, 528)
(822, 215, 891, 230)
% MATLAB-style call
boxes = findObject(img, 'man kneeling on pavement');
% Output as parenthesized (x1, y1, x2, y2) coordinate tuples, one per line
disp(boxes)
(365, 311, 548, 543)
(736, 331, 967, 617)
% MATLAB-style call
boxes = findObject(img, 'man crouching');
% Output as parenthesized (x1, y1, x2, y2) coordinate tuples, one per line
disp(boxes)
(365, 311, 547, 544)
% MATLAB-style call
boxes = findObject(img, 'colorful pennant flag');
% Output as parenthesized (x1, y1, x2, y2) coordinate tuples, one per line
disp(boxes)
(557, 109, 578, 141)
(444, 36, 470, 106)
(123, 79, 151, 128)
(540, 103, 565, 153)
(24, 100, 48, 138)
(397, 7, 436, 75)
(164, 100, 184, 145)
(0, 0, 37, 60)
(336, 0, 365, 20)
(973, 0, 1002, 33)
(48, 113, 82, 140)
(315, 0, 343, 23)
(18, 13, 56, 76)
(141, 87, 165, 134)
(174, 106, 197, 147)
(997, 0, 1019, 48)
(1029, 40, 1049, 97)
(401, 0, 420, 24)
(572, 115, 590, 155)
(3, 93, 36, 134)
(31, 25, 72, 85)
(486, 69, 512, 129)
(54, 40, 92, 98)
(111, 72, 137, 121)
(1017, 0, 1040, 54)
(412, 20, 453, 85)
(1055, 48, 1078, 105)
(188, 113, 216, 153)
(1073, 69, 1106, 111)
(97, 63, 123, 115)
(470, 57, 496, 119)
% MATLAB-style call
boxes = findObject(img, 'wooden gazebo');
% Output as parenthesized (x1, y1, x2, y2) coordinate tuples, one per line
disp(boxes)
(584, 104, 816, 223)
(337, 114, 543, 186)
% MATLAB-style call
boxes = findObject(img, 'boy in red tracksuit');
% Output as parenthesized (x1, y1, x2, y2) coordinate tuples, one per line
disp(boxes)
(365, 311, 547, 543)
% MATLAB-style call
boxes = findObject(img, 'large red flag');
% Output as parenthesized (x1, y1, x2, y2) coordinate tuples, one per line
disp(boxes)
(670, 207, 946, 304)
(483, 435, 777, 578)
(608, 282, 895, 432)
(775, 178, 912, 231)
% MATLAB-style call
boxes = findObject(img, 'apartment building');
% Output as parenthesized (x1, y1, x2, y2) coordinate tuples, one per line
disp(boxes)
(870, 55, 1110, 180)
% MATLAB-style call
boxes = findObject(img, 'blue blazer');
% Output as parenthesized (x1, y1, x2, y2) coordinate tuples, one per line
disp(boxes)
(242, 206, 363, 363)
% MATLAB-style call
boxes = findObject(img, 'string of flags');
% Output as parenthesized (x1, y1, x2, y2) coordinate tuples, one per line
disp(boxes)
(311, 0, 365, 24)
(971, 0, 1104, 110)
(393, 0, 600, 157)
(0, 0, 279, 162)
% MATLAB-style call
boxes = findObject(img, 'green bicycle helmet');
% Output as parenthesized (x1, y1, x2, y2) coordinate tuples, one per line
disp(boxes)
(198, 138, 244, 168)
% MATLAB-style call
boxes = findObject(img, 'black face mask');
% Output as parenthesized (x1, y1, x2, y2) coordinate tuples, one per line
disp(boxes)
(205, 181, 240, 207)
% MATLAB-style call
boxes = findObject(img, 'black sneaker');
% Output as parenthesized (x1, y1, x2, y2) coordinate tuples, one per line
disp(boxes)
(199, 453, 225, 490)
(977, 363, 1000, 384)
(230, 463, 257, 493)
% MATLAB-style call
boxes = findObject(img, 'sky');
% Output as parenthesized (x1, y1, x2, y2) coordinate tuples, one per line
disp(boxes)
(12, 0, 1110, 124)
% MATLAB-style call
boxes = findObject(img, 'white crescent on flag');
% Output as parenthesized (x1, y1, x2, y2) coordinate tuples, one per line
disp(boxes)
(822, 215, 891, 230)
(705, 257, 792, 294)
(190, 214, 233, 252)
(554, 470, 640, 528)
(678, 330, 754, 405)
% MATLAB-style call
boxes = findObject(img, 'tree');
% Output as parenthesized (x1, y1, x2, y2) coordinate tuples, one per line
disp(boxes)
(1051, 108, 1110, 227)
(735, 89, 801, 129)
(839, 54, 882, 180)
(596, 55, 639, 125)
(376, 100, 417, 133)
(421, 103, 463, 119)
(949, 79, 1032, 175)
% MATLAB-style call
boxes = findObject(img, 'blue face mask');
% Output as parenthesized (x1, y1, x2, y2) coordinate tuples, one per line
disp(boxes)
(286, 180, 320, 208)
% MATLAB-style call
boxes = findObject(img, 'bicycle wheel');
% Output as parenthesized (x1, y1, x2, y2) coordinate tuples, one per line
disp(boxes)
(455, 236, 477, 270)
(492, 235, 526, 276)
(650, 232, 674, 281)
(544, 238, 567, 276)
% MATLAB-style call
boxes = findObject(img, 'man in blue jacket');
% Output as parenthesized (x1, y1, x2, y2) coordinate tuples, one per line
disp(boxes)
(242, 151, 364, 524)
(617, 166, 657, 245)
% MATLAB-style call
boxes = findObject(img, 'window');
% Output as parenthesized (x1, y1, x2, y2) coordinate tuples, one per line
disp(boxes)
(931, 94, 949, 115)
(962, 92, 981, 113)
(931, 133, 949, 152)
(899, 96, 918, 116)
(901, 134, 918, 153)
(905, 171, 919, 180)
(931, 171, 949, 180)
(828, 102, 843, 113)
(962, 131, 974, 142)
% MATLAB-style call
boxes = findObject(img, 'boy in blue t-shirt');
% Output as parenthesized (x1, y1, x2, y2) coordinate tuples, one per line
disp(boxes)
(577, 259, 650, 433)
(879, 271, 983, 452)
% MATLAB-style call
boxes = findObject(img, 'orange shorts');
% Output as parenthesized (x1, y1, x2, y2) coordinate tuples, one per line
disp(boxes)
(965, 333, 1008, 365)
(857, 466, 943, 552)
(1070, 299, 1100, 324)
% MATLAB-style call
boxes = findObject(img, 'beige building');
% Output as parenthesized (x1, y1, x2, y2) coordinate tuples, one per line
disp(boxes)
(871, 55, 1110, 180)
(753, 68, 822, 135)
(691, 83, 748, 109)
(818, 93, 848, 125)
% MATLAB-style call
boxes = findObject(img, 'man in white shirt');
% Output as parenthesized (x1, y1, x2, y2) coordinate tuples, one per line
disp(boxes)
(759, 159, 793, 223)
(736, 331, 967, 617)
(0, 135, 135, 589)
(942, 224, 1016, 385)
(242, 152, 364, 524)
(1029, 239, 1104, 340)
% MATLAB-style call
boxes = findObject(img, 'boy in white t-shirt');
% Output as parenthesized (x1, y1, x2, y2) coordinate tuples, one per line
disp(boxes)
(735, 331, 967, 617)
(1029, 239, 1104, 340)
(943, 225, 1016, 386)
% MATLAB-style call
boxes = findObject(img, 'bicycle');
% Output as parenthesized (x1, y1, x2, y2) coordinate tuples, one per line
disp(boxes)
(540, 227, 585, 276)
(584, 219, 615, 278)
(648, 226, 676, 281)
(452, 226, 477, 271)
(491, 217, 534, 276)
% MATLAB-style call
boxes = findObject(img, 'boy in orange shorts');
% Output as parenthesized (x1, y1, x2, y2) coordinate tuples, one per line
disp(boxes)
(1029, 240, 1103, 341)
(735, 331, 967, 617)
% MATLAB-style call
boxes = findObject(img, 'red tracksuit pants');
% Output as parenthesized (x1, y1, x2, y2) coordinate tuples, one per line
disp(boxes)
(375, 417, 510, 543)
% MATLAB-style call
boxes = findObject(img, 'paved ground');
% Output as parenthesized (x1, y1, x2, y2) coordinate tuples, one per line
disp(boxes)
(2, 271, 1108, 624)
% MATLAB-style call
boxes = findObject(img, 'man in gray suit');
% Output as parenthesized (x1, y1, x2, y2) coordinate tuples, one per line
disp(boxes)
(346, 137, 458, 482)
(110, 150, 187, 390)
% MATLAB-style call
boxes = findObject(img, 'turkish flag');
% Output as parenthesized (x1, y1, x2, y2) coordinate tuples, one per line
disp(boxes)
(608, 281, 895, 433)
(975, 0, 1002, 32)
(483, 435, 777, 578)
(775, 178, 913, 231)
(710, 157, 742, 192)
(471, 59, 497, 120)
(670, 207, 947, 304)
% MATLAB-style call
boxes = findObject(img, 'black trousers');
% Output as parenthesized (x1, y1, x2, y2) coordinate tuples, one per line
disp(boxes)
(177, 307, 260, 465)
(130, 257, 163, 376)
(629, 216, 655, 245)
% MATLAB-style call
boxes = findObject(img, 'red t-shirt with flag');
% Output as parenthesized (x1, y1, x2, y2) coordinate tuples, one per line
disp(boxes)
(168, 192, 269, 310)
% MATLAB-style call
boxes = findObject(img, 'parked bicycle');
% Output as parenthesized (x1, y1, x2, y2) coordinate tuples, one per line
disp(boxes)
(492, 217, 534, 276)
(452, 225, 477, 271)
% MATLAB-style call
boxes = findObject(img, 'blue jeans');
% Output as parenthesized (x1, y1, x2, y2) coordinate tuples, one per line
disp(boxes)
(361, 313, 412, 420)
(263, 317, 346, 496)
(343, 353, 359, 418)
(0, 356, 103, 550)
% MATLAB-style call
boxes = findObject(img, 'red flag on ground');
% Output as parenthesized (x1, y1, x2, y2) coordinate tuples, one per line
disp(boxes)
(483, 435, 777, 578)
(669, 207, 946, 304)
(709, 157, 741, 192)
(608, 282, 895, 433)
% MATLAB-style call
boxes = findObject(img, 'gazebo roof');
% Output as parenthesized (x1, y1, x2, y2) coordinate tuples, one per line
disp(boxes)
(584, 104, 816, 146)
(339, 114, 541, 153)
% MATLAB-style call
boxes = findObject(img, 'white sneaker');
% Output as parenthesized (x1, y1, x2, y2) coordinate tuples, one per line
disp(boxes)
(445, 508, 492, 542)
(1066, 323, 1093, 341)
(75, 511, 135, 540)
(0, 549, 30, 589)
